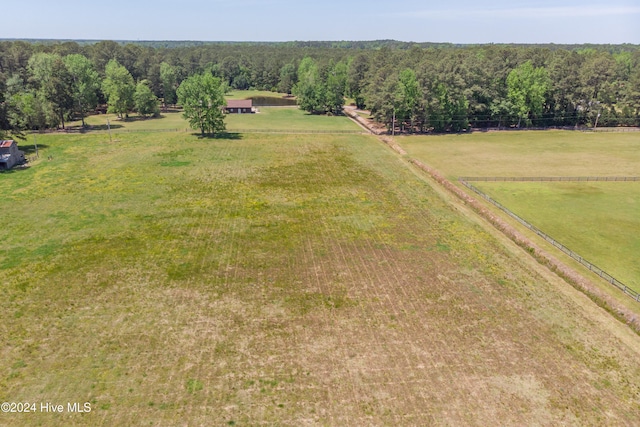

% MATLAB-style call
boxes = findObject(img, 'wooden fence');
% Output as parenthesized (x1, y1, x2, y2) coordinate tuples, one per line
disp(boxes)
(587, 127, 640, 133)
(459, 177, 640, 303)
(460, 176, 640, 182)
(60, 128, 362, 135)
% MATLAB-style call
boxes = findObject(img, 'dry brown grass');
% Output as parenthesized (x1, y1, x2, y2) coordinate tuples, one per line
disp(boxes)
(1, 131, 640, 425)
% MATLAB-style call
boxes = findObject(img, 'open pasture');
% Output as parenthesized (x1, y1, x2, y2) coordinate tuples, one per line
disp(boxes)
(2, 129, 640, 425)
(69, 106, 360, 134)
(396, 130, 640, 295)
(474, 181, 640, 292)
(397, 130, 640, 179)
(225, 106, 361, 132)
(225, 89, 291, 100)
(70, 111, 188, 131)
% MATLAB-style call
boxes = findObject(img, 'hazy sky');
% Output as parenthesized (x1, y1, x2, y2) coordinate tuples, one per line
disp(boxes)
(2, 0, 639, 44)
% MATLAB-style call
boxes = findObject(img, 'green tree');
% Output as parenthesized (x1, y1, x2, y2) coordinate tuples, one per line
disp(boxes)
(176, 73, 226, 136)
(547, 50, 583, 126)
(363, 67, 397, 130)
(90, 40, 121, 74)
(346, 53, 369, 109)
(489, 98, 516, 129)
(578, 52, 616, 126)
(159, 62, 178, 106)
(0, 86, 6, 139)
(102, 59, 135, 118)
(425, 82, 469, 132)
(63, 54, 100, 127)
(278, 62, 297, 95)
(507, 61, 550, 127)
(396, 68, 421, 132)
(134, 80, 159, 117)
(623, 60, 640, 122)
(5, 74, 25, 97)
(325, 61, 347, 114)
(8, 90, 56, 131)
(293, 57, 326, 114)
(28, 52, 74, 129)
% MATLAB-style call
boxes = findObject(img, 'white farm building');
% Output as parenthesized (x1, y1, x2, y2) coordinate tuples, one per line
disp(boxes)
(0, 140, 26, 170)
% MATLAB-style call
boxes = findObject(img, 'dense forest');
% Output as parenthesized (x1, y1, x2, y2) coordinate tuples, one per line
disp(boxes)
(0, 39, 639, 137)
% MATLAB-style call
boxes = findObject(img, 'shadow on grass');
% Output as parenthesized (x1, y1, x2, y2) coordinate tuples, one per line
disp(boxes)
(0, 163, 32, 173)
(304, 111, 346, 117)
(120, 114, 167, 122)
(65, 123, 124, 133)
(195, 132, 243, 140)
(17, 143, 49, 154)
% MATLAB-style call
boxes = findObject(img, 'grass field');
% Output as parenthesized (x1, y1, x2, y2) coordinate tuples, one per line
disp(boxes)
(396, 130, 640, 298)
(225, 107, 360, 132)
(225, 89, 290, 100)
(475, 181, 640, 292)
(2, 126, 640, 425)
(69, 90, 355, 134)
(70, 107, 360, 134)
(398, 130, 640, 179)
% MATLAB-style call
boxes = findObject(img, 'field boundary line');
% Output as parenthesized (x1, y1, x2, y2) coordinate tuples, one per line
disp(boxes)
(42, 128, 363, 135)
(459, 178, 640, 303)
(225, 129, 362, 135)
(391, 153, 640, 333)
(461, 176, 640, 182)
(343, 106, 383, 135)
(358, 125, 640, 330)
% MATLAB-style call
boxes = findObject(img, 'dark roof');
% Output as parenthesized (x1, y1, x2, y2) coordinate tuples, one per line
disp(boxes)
(226, 99, 253, 108)
(0, 140, 15, 148)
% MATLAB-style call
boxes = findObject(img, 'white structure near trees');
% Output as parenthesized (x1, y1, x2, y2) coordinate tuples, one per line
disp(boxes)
(0, 140, 26, 170)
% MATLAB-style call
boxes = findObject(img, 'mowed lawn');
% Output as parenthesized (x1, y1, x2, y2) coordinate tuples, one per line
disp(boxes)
(225, 89, 291, 100)
(396, 130, 640, 296)
(397, 130, 640, 179)
(2, 129, 640, 425)
(475, 181, 640, 292)
(72, 107, 361, 133)
(225, 107, 361, 132)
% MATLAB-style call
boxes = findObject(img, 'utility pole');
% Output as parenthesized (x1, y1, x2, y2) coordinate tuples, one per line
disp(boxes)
(594, 111, 601, 129)
(107, 118, 112, 142)
(392, 108, 396, 137)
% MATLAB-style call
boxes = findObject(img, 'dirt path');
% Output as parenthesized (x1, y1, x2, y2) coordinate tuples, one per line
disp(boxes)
(343, 106, 385, 135)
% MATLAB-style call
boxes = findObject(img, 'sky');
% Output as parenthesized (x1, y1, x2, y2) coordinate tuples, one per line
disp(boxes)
(1, 0, 639, 44)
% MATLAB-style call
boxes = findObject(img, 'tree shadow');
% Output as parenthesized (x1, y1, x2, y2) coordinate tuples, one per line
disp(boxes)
(195, 132, 243, 140)
(120, 114, 166, 122)
(68, 124, 124, 132)
(303, 111, 345, 117)
(0, 162, 32, 173)
(17, 143, 49, 154)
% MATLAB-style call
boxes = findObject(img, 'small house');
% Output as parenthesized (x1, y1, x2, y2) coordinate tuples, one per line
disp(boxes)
(225, 99, 255, 114)
(0, 140, 25, 170)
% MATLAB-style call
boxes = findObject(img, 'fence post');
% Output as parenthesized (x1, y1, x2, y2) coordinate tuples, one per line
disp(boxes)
(460, 176, 639, 304)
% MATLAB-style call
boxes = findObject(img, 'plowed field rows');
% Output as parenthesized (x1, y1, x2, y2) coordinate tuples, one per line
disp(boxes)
(1, 131, 640, 425)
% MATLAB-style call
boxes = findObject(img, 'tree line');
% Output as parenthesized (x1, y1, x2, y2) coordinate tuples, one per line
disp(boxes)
(0, 40, 639, 138)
